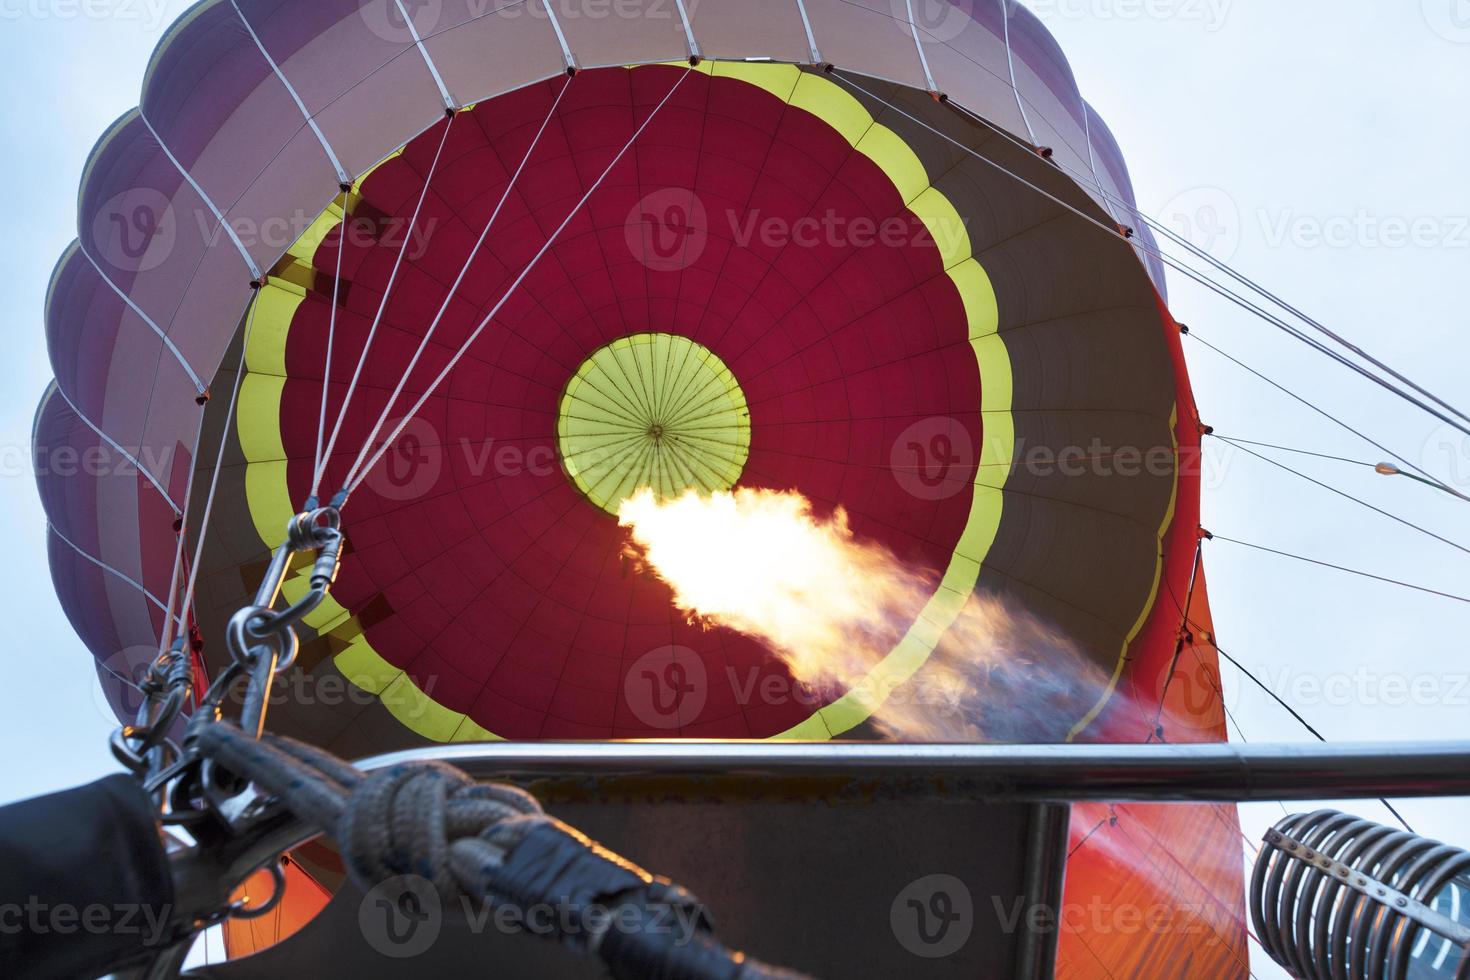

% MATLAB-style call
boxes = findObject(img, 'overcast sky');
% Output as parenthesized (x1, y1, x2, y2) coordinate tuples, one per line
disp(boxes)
(0, 3, 1466, 977)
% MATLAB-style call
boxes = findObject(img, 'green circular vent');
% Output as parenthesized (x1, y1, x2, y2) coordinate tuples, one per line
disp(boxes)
(557, 333, 751, 514)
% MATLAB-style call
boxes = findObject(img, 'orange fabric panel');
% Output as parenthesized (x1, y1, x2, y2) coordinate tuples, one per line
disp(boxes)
(1058, 801, 1251, 980)
(222, 856, 332, 959)
(1058, 565, 1250, 979)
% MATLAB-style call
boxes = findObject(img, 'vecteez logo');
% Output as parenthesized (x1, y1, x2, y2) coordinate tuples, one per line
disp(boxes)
(623, 644, 707, 729)
(1156, 186, 1241, 263)
(92, 189, 176, 274)
(896, 0, 971, 42)
(891, 417, 975, 501)
(627, 189, 709, 272)
(360, 0, 443, 44)
(891, 874, 974, 958)
(361, 416, 444, 502)
(359, 875, 443, 959)
(1423, 0, 1470, 42)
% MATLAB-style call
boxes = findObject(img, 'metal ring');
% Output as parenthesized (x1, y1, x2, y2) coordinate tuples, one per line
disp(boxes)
(226, 859, 288, 921)
(109, 727, 146, 773)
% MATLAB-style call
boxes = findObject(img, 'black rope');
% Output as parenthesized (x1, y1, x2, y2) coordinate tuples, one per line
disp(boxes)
(1209, 643, 1416, 834)
(195, 724, 808, 979)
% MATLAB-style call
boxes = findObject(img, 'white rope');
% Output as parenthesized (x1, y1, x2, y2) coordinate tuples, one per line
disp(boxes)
(177, 288, 264, 631)
(339, 76, 575, 493)
(311, 114, 458, 501)
(153, 477, 193, 660)
(341, 68, 694, 499)
(310, 186, 353, 504)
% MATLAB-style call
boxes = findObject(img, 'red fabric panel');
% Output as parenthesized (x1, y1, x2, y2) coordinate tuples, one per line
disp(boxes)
(275, 67, 980, 737)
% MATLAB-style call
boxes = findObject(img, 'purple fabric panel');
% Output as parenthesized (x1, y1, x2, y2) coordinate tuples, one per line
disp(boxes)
(313, 46, 444, 178)
(1084, 101, 1138, 211)
(45, 246, 126, 424)
(1085, 101, 1168, 297)
(162, 254, 255, 382)
(33, 391, 177, 594)
(142, 3, 268, 162)
(802, 0, 928, 89)
(46, 244, 204, 492)
(47, 529, 166, 706)
(220, 125, 341, 271)
(1004, 4, 1092, 172)
(142, 1, 327, 214)
(919, 1, 1029, 138)
(35, 392, 105, 556)
(554, 0, 690, 69)
(418, 3, 564, 109)
(242, 0, 437, 124)
(1003, 2, 1086, 130)
(77, 113, 252, 343)
(234, 0, 364, 69)
(690, 0, 811, 63)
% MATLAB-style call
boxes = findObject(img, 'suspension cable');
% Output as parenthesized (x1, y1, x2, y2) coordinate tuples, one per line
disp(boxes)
(1212, 435, 1470, 558)
(1185, 329, 1449, 487)
(825, 70, 1470, 441)
(311, 112, 458, 504)
(943, 98, 1470, 432)
(177, 286, 265, 634)
(1211, 643, 1416, 834)
(311, 185, 353, 499)
(1209, 535, 1470, 605)
(338, 67, 694, 502)
(1208, 436, 1376, 468)
(340, 75, 574, 493)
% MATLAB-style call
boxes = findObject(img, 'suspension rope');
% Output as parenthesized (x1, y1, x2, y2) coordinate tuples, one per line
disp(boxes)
(153, 488, 193, 661)
(1155, 551, 1417, 833)
(1151, 541, 1204, 736)
(1212, 436, 1470, 558)
(1185, 329, 1448, 487)
(311, 113, 458, 504)
(338, 68, 694, 502)
(1208, 435, 1376, 468)
(311, 185, 353, 501)
(943, 97, 1470, 433)
(339, 75, 574, 493)
(826, 70, 1470, 441)
(1209, 643, 1417, 834)
(1209, 535, 1470, 604)
(177, 287, 264, 633)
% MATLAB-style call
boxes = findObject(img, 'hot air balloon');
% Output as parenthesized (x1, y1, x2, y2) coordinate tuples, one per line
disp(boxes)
(34, 0, 1247, 974)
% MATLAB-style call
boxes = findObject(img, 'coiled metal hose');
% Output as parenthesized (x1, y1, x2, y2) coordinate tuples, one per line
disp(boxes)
(1251, 809, 1470, 979)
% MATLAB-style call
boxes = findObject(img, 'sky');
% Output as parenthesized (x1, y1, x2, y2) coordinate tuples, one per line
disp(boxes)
(0, 2, 1466, 977)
